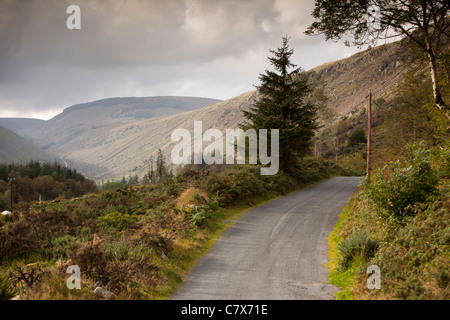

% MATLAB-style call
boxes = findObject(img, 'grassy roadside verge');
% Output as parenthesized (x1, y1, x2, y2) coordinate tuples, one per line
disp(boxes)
(327, 143, 450, 300)
(326, 197, 360, 300)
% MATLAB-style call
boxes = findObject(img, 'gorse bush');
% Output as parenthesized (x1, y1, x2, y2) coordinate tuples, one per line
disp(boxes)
(98, 211, 138, 234)
(362, 142, 439, 220)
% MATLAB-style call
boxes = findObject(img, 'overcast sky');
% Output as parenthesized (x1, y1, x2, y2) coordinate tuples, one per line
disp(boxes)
(0, 0, 364, 120)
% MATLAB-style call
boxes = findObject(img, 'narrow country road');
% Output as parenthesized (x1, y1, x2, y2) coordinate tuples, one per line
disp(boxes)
(170, 177, 362, 300)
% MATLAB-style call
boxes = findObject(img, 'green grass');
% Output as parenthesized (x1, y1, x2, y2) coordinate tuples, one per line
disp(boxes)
(326, 197, 358, 300)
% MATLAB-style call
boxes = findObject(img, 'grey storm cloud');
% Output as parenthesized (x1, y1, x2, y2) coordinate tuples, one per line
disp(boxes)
(0, 0, 360, 119)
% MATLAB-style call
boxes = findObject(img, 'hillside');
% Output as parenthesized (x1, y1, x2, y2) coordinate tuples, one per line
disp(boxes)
(0, 39, 411, 180)
(75, 40, 409, 180)
(64, 92, 257, 180)
(0, 126, 57, 164)
(311, 40, 410, 119)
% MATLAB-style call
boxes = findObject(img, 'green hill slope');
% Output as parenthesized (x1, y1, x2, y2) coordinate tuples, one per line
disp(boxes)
(0, 126, 57, 163)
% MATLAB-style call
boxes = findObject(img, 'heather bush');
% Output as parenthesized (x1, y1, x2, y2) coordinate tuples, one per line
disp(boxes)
(70, 239, 108, 283)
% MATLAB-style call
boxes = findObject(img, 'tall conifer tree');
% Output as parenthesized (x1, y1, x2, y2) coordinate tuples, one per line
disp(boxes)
(242, 36, 318, 172)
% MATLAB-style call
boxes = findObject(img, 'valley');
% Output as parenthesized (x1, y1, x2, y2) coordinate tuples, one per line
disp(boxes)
(1, 28, 448, 302)
(1, 39, 412, 181)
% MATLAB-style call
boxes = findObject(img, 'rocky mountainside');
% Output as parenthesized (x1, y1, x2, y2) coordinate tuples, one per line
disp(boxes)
(312, 40, 410, 119)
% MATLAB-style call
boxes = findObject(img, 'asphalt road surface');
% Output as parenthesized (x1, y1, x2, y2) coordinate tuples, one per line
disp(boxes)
(171, 177, 362, 300)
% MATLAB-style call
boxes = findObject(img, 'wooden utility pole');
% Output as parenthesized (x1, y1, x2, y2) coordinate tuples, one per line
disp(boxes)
(367, 91, 372, 181)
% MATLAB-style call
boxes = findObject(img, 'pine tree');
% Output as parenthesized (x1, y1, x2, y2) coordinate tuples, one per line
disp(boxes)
(242, 36, 318, 172)
(147, 157, 155, 184)
(155, 149, 167, 183)
(141, 174, 150, 185)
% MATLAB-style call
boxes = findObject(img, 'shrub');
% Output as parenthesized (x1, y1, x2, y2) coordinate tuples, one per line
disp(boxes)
(186, 196, 220, 228)
(102, 181, 127, 192)
(395, 277, 426, 299)
(78, 227, 94, 243)
(362, 142, 439, 220)
(338, 231, 379, 269)
(98, 211, 138, 234)
(0, 272, 15, 300)
(70, 238, 108, 283)
(436, 269, 450, 290)
(133, 224, 174, 254)
(0, 218, 38, 264)
(106, 237, 130, 262)
(340, 152, 366, 176)
(48, 235, 78, 260)
(9, 263, 48, 289)
(348, 129, 366, 148)
(189, 206, 210, 227)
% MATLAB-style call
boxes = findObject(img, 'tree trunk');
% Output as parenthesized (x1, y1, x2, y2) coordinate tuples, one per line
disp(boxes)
(367, 92, 372, 181)
(428, 52, 450, 119)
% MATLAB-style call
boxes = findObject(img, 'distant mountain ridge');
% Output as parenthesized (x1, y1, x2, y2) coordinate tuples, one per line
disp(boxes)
(0, 96, 222, 177)
(12, 96, 222, 142)
(0, 118, 45, 133)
